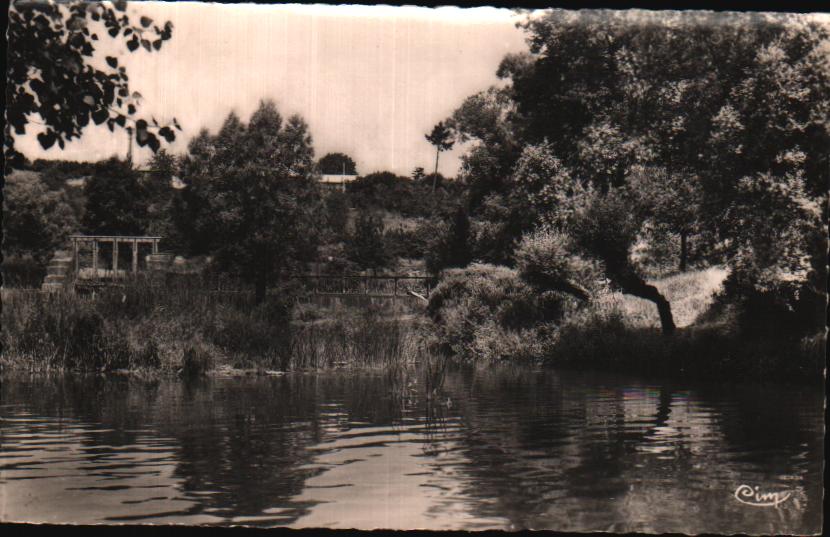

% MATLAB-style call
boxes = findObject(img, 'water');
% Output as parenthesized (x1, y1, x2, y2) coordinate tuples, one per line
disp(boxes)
(0, 367, 824, 533)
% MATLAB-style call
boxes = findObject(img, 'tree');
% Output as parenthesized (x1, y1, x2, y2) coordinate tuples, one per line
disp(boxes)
(178, 100, 322, 302)
(424, 205, 473, 274)
(346, 212, 388, 273)
(82, 158, 149, 235)
(143, 149, 179, 240)
(3, 171, 78, 265)
(318, 152, 357, 175)
(444, 10, 829, 335)
(425, 121, 455, 192)
(324, 190, 350, 241)
(626, 166, 704, 272)
(5, 0, 179, 169)
(570, 188, 677, 334)
(516, 144, 679, 334)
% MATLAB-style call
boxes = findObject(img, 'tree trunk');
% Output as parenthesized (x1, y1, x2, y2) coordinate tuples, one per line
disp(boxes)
(617, 272, 676, 335)
(522, 269, 591, 302)
(432, 149, 440, 193)
(679, 231, 688, 272)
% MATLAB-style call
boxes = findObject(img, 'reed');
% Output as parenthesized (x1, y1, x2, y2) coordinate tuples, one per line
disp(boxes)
(1, 280, 431, 375)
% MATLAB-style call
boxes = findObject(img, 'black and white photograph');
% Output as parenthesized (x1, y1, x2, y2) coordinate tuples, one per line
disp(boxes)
(1, 1, 827, 533)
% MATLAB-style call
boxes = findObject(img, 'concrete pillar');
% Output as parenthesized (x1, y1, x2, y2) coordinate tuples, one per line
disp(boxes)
(132, 240, 138, 274)
(73, 239, 79, 274)
(152, 240, 159, 254)
(113, 240, 119, 274)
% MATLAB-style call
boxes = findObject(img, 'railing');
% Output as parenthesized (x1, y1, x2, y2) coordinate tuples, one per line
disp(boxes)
(294, 274, 436, 299)
(70, 273, 437, 298)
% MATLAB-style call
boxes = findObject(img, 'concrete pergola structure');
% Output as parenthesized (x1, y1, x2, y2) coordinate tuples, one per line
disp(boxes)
(69, 235, 161, 276)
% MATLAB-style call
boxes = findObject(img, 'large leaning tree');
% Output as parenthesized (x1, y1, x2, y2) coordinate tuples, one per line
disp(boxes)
(176, 100, 323, 302)
(5, 0, 179, 170)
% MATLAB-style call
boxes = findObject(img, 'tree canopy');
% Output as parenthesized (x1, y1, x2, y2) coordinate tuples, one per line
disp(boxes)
(3, 171, 78, 264)
(318, 152, 357, 175)
(175, 100, 323, 301)
(442, 10, 829, 334)
(5, 0, 178, 169)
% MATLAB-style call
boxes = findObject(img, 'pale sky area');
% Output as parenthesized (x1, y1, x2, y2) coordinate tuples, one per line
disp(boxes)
(15, 2, 529, 177)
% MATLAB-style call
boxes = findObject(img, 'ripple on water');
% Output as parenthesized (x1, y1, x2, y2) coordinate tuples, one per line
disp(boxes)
(0, 370, 823, 532)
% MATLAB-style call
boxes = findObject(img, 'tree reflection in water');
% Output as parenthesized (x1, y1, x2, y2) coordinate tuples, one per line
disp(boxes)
(0, 368, 823, 532)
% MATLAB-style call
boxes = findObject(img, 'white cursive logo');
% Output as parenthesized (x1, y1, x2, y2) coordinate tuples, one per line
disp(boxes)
(734, 484, 792, 507)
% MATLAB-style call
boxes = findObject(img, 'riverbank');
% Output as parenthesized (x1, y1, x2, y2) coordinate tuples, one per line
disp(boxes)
(2, 268, 823, 384)
(425, 265, 825, 384)
(0, 283, 430, 376)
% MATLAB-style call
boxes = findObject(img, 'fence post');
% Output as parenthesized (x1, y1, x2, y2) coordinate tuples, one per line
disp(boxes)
(132, 239, 138, 274)
(92, 240, 98, 277)
(73, 238, 79, 275)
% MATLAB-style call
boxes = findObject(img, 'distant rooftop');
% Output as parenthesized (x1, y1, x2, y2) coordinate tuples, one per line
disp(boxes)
(319, 174, 358, 184)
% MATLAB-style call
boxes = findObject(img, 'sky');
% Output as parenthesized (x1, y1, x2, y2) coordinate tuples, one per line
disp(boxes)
(15, 2, 529, 177)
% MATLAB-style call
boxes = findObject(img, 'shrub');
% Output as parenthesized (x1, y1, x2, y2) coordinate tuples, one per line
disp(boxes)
(209, 299, 291, 366)
(1, 255, 47, 288)
(426, 264, 566, 361)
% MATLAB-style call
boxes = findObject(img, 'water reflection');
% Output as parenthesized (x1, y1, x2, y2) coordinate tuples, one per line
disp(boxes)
(0, 367, 823, 533)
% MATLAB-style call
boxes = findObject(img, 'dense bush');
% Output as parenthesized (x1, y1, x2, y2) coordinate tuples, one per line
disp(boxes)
(384, 225, 427, 260)
(1, 256, 47, 288)
(426, 264, 570, 361)
(346, 212, 389, 271)
(3, 170, 78, 266)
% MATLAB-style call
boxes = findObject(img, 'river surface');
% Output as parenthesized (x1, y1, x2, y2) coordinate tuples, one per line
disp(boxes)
(0, 367, 824, 533)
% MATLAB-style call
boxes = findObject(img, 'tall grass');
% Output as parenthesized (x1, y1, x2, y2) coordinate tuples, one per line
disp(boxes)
(1, 279, 431, 375)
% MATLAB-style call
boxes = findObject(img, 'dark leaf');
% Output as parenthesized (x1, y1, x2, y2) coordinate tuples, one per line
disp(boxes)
(108, 27, 119, 37)
(37, 131, 56, 150)
(152, 39, 162, 50)
(92, 108, 108, 125)
(115, 115, 126, 127)
(147, 134, 161, 153)
(124, 28, 132, 36)
(127, 36, 139, 52)
(113, 0, 127, 11)
(106, 56, 118, 68)
(140, 16, 153, 28)
(159, 126, 175, 143)
(135, 119, 149, 146)
(91, 33, 98, 40)
(127, 104, 136, 115)
(141, 39, 151, 52)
